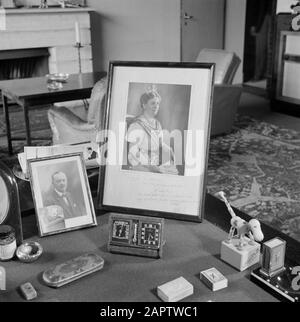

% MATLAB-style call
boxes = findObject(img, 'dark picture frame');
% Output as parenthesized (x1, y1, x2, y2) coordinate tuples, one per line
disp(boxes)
(97, 61, 215, 222)
(28, 153, 97, 237)
(0, 161, 23, 245)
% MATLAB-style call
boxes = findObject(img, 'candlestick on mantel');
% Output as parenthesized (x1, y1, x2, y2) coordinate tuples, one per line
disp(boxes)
(74, 21, 83, 74)
(75, 21, 81, 44)
(75, 42, 83, 74)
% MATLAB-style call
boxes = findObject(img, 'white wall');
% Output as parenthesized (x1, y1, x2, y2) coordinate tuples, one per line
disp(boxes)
(276, 0, 298, 13)
(87, 0, 181, 71)
(224, 0, 247, 84)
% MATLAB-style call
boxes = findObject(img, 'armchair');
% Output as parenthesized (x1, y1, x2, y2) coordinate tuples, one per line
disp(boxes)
(196, 48, 242, 136)
(47, 76, 107, 145)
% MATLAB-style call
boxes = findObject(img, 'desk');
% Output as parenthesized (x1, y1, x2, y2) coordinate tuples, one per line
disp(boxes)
(0, 213, 277, 302)
(0, 72, 106, 155)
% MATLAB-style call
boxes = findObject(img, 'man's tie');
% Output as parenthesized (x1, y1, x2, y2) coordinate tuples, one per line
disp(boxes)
(61, 194, 70, 206)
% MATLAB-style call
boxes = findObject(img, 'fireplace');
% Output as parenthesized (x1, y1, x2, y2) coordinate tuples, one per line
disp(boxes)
(0, 7, 93, 107)
(0, 48, 49, 80)
(0, 7, 93, 76)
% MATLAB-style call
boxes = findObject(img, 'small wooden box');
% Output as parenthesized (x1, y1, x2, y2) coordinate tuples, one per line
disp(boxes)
(19, 283, 37, 301)
(200, 268, 228, 291)
(221, 237, 260, 271)
(260, 237, 286, 277)
(157, 277, 193, 302)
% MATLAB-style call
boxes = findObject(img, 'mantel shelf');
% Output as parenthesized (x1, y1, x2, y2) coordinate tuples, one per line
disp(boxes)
(2, 7, 93, 14)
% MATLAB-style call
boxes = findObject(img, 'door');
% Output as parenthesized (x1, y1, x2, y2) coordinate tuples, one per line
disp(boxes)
(243, 0, 276, 83)
(181, 0, 226, 62)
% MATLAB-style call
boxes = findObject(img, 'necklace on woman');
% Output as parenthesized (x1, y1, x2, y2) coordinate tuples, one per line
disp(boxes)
(143, 116, 158, 130)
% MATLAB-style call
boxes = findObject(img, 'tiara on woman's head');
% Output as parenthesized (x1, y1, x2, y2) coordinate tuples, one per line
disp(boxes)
(145, 84, 159, 96)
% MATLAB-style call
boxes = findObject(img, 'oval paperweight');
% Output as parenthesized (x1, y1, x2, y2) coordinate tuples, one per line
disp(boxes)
(43, 253, 104, 288)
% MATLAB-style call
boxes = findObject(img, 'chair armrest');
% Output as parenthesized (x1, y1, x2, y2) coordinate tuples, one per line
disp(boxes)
(211, 84, 242, 136)
(48, 106, 96, 131)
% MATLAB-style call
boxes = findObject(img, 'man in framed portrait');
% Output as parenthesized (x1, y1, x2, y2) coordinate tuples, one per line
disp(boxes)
(44, 172, 83, 219)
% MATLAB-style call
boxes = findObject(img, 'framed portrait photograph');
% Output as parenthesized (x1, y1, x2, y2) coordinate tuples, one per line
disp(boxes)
(98, 61, 215, 222)
(29, 153, 97, 237)
(0, 161, 23, 245)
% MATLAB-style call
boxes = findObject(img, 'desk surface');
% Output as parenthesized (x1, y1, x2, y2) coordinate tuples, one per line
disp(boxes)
(0, 213, 277, 302)
(0, 72, 106, 100)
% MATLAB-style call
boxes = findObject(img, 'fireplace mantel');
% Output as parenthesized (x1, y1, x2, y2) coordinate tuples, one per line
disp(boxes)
(3, 7, 93, 14)
(0, 7, 94, 74)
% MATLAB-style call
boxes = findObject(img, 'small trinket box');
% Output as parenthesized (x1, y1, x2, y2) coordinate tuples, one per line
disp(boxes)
(260, 237, 286, 277)
(43, 253, 104, 288)
(19, 282, 37, 301)
(200, 268, 228, 291)
(0, 225, 17, 261)
(157, 277, 193, 302)
(221, 237, 261, 271)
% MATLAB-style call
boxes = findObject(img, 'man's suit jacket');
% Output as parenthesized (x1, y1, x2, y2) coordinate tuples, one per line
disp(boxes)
(44, 190, 83, 219)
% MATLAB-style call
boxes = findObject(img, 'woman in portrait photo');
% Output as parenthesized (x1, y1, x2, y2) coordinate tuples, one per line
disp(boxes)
(125, 87, 178, 175)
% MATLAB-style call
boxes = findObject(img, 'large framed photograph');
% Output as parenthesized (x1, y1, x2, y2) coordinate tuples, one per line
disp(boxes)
(29, 153, 97, 237)
(98, 61, 215, 222)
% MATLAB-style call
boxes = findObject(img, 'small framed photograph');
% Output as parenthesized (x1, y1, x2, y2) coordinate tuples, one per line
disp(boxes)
(29, 153, 97, 237)
(98, 61, 215, 221)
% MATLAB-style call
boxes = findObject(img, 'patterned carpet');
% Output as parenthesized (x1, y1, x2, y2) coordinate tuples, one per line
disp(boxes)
(207, 116, 300, 242)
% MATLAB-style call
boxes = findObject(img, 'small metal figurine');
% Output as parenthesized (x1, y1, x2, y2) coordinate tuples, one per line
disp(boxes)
(218, 191, 264, 250)
(39, 0, 48, 9)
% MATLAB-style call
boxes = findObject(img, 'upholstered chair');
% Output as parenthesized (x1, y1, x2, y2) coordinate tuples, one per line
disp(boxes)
(47, 76, 107, 145)
(196, 48, 242, 136)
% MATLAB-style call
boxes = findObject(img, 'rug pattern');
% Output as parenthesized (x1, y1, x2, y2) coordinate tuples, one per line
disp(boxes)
(207, 116, 300, 242)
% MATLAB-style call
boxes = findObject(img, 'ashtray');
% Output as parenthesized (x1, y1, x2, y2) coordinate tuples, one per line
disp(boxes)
(16, 242, 43, 263)
(46, 73, 69, 82)
(47, 81, 63, 91)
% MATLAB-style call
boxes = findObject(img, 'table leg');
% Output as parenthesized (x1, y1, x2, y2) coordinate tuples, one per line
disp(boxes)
(2, 94, 13, 155)
(23, 104, 32, 146)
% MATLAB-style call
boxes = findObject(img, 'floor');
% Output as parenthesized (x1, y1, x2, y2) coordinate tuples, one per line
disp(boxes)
(238, 92, 300, 132)
(244, 79, 267, 90)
